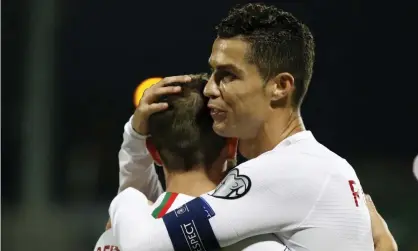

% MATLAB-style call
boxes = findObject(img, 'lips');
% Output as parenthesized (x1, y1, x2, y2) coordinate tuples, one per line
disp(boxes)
(208, 104, 227, 121)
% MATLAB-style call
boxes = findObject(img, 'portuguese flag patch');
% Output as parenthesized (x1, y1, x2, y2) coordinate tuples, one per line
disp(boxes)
(151, 192, 179, 218)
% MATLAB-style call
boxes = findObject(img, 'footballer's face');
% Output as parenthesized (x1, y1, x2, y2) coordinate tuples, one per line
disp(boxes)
(204, 37, 271, 139)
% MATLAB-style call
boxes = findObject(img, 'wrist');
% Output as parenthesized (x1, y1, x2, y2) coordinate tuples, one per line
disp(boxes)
(127, 116, 149, 139)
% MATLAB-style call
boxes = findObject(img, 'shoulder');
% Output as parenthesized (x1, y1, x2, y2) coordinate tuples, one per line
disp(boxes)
(234, 143, 351, 200)
(236, 145, 343, 183)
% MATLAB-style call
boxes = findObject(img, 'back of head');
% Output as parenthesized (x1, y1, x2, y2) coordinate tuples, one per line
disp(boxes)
(148, 74, 226, 172)
(216, 3, 315, 107)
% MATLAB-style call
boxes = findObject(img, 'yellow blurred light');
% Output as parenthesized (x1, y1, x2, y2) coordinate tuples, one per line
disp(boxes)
(133, 77, 163, 107)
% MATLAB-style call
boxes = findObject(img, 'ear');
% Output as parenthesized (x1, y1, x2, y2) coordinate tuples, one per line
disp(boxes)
(269, 72, 294, 101)
(226, 138, 238, 160)
(145, 138, 163, 166)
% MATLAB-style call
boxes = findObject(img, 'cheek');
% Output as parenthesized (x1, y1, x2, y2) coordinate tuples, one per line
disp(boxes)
(220, 84, 244, 111)
(227, 84, 268, 119)
(221, 86, 256, 122)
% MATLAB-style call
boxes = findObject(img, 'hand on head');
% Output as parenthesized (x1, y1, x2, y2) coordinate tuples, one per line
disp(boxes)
(132, 75, 192, 135)
(105, 75, 193, 231)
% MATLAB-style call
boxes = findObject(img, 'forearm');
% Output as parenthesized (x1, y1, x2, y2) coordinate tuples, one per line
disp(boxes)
(366, 195, 398, 251)
(118, 117, 163, 201)
(374, 234, 398, 251)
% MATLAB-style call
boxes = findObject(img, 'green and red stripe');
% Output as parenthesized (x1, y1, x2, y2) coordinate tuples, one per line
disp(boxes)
(151, 192, 178, 218)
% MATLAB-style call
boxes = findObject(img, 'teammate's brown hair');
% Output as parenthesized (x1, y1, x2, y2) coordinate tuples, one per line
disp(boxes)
(148, 74, 227, 172)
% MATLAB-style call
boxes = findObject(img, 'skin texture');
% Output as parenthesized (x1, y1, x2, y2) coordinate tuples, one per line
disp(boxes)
(205, 38, 272, 140)
(366, 195, 398, 251)
(205, 37, 303, 159)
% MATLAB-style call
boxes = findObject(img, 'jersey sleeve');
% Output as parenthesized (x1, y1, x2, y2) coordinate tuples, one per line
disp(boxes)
(118, 116, 163, 202)
(110, 153, 331, 250)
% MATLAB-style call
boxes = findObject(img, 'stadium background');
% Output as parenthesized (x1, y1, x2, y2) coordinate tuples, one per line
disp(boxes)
(2, 0, 417, 250)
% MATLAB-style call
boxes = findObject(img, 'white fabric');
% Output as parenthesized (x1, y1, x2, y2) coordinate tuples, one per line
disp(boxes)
(93, 230, 119, 251)
(155, 192, 288, 251)
(96, 192, 287, 251)
(118, 116, 163, 202)
(112, 130, 374, 251)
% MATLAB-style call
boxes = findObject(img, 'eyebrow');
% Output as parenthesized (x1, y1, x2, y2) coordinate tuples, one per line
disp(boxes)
(210, 63, 244, 76)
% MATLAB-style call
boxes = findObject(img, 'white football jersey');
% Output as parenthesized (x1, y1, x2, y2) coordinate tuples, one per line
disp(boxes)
(115, 122, 374, 251)
(166, 131, 374, 251)
(95, 192, 287, 251)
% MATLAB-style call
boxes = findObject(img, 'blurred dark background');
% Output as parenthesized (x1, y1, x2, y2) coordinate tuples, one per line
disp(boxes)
(2, 0, 417, 250)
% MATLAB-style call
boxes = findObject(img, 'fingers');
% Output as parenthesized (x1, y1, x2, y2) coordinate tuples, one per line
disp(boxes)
(141, 86, 181, 104)
(132, 75, 192, 135)
(140, 75, 191, 106)
(155, 75, 192, 87)
(146, 103, 169, 114)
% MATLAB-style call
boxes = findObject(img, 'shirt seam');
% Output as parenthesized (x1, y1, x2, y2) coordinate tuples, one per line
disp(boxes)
(295, 172, 331, 229)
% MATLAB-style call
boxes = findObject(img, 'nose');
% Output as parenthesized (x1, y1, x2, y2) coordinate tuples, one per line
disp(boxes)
(204, 74, 221, 99)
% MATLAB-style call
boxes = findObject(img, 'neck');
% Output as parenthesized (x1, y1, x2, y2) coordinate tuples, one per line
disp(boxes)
(239, 108, 305, 159)
(164, 162, 226, 197)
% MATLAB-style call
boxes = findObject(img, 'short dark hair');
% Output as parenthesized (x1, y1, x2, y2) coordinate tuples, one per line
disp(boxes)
(148, 74, 226, 172)
(216, 3, 315, 107)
